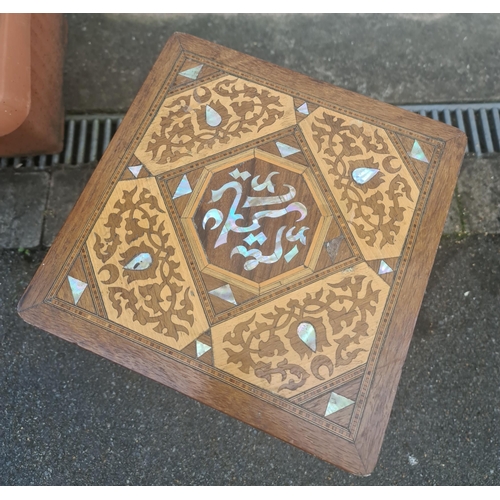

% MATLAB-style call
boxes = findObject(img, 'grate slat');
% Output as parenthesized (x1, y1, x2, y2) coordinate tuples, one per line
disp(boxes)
(492, 108, 500, 150)
(89, 119, 100, 162)
(3, 104, 500, 168)
(455, 109, 469, 153)
(63, 120, 76, 165)
(76, 119, 88, 164)
(102, 118, 112, 155)
(467, 108, 481, 155)
(480, 108, 494, 153)
(443, 109, 452, 126)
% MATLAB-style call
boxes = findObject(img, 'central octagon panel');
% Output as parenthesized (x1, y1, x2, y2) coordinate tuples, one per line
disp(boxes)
(182, 149, 333, 294)
(194, 157, 321, 283)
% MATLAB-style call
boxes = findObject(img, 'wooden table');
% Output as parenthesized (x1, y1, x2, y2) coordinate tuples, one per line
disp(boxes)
(18, 33, 467, 475)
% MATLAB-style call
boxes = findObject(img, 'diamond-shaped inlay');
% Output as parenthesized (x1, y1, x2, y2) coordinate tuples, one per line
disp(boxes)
(230, 168, 251, 181)
(243, 232, 267, 246)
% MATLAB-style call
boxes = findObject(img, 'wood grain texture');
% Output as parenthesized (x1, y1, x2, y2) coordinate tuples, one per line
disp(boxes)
(18, 33, 467, 475)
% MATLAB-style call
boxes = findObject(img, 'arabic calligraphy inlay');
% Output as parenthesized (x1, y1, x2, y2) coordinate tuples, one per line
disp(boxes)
(193, 157, 322, 283)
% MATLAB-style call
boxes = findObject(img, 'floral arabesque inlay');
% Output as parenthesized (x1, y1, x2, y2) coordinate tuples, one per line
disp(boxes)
(216, 269, 386, 396)
(92, 184, 195, 341)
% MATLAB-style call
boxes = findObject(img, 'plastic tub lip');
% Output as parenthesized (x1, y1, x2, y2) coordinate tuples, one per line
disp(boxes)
(0, 13, 31, 137)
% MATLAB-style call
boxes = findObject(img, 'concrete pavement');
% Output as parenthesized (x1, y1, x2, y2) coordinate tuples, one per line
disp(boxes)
(64, 14, 500, 113)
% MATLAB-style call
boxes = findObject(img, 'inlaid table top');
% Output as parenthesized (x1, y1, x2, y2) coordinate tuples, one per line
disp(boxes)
(19, 33, 467, 475)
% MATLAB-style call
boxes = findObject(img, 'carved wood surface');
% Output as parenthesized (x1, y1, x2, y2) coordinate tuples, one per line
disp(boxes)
(18, 33, 467, 475)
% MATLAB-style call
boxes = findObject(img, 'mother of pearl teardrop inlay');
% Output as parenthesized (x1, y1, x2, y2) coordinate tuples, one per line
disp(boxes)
(297, 322, 317, 352)
(206, 105, 222, 127)
(352, 168, 379, 185)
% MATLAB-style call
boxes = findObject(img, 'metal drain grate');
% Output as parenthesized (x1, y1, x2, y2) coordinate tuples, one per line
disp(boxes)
(400, 103, 500, 155)
(0, 114, 124, 169)
(2, 103, 500, 168)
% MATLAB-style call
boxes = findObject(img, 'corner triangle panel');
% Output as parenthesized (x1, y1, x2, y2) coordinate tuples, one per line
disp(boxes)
(367, 257, 399, 285)
(165, 168, 204, 216)
(293, 97, 319, 122)
(301, 376, 362, 428)
(394, 132, 435, 184)
(181, 331, 213, 365)
(325, 392, 354, 416)
(179, 64, 203, 80)
(257, 134, 308, 166)
(170, 60, 223, 91)
(56, 256, 96, 314)
(201, 273, 257, 314)
(302, 391, 354, 427)
(316, 235, 355, 271)
(209, 284, 237, 305)
(172, 175, 192, 200)
(122, 156, 151, 180)
(409, 140, 429, 163)
(314, 220, 355, 271)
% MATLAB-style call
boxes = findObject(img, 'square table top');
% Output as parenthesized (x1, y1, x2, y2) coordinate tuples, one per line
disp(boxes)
(18, 33, 467, 475)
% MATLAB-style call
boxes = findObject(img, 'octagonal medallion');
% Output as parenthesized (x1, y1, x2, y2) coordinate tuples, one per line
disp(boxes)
(181, 149, 332, 294)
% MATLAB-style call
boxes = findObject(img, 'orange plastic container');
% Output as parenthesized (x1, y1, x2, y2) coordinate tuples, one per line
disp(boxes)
(0, 13, 66, 157)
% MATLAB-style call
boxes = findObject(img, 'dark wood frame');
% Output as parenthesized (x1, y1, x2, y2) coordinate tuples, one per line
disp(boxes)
(18, 33, 466, 475)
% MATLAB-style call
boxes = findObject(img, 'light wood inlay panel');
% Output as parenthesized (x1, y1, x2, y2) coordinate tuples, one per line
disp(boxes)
(87, 177, 209, 350)
(135, 75, 296, 175)
(300, 109, 420, 260)
(212, 262, 389, 397)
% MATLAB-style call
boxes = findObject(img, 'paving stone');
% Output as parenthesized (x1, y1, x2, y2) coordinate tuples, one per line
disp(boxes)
(0, 171, 49, 249)
(43, 165, 94, 246)
(457, 155, 500, 234)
